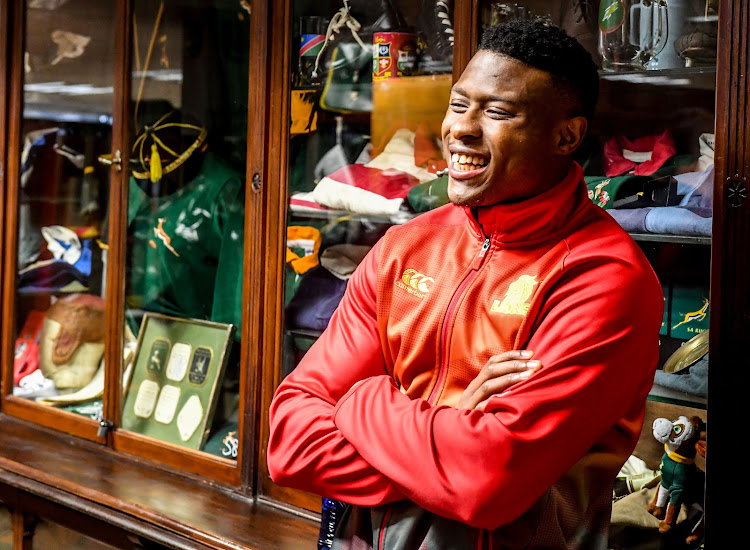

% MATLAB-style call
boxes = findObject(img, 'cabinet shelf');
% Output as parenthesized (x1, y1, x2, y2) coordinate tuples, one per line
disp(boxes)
(629, 233, 711, 245)
(600, 66, 717, 79)
(600, 66, 717, 89)
(23, 103, 112, 125)
(288, 207, 416, 225)
(647, 390, 707, 410)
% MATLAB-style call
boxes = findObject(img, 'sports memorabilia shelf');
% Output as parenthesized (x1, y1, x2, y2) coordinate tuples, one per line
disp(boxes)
(0, 0, 745, 548)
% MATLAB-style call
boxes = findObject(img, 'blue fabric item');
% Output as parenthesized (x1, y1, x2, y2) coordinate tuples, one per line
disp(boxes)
(18, 260, 88, 291)
(653, 355, 708, 397)
(607, 208, 651, 233)
(285, 266, 348, 331)
(676, 167, 714, 208)
(644, 207, 712, 236)
(72, 239, 92, 276)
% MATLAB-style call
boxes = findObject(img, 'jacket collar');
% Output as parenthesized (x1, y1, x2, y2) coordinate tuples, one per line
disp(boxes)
(464, 162, 588, 246)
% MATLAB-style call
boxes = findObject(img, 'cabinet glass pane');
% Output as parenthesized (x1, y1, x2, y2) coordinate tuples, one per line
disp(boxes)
(120, 0, 249, 460)
(477, 1, 716, 547)
(12, 0, 114, 418)
(32, 518, 117, 550)
(283, 0, 455, 378)
(0, 504, 9, 550)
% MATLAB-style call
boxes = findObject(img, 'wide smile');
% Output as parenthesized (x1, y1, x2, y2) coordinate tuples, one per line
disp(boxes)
(448, 152, 488, 179)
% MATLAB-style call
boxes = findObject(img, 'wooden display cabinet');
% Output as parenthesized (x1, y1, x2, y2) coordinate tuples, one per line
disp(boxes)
(0, 0, 747, 548)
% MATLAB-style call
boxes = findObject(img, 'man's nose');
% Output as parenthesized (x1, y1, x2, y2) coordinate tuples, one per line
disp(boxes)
(450, 110, 481, 140)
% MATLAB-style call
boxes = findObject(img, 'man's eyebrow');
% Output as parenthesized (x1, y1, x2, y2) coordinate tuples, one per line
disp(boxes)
(450, 86, 521, 105)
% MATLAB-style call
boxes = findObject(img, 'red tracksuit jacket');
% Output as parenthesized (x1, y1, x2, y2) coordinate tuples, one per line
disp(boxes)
(268, 163, 664, 549)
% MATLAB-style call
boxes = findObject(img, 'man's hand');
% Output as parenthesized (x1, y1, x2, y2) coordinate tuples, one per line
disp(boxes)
(457, 350, 541, 411)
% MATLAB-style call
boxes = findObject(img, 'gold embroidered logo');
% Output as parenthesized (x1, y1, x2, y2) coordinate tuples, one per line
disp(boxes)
(491, 275, 538, 315)
(395, 268, 434, 298)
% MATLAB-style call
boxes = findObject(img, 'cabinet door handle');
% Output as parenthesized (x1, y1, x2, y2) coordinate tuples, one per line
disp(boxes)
(98, 149, 123, 171)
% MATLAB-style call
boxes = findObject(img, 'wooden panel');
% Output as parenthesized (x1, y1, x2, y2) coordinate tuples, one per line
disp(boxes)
(257, 0, 301, 509)
(0, 415, 318, 550)
(707, 0, 749, 544)
(104, 0, 132, 440)
(11, 511, 33, 550)
(240, 0, 271, 492)
(0, 0, 24, 407)
(1, 397, 102, 441)
(453, 0, 476, 81)
(0, 0, 8, 387)
(256, 0, 473, 514)
(111, 430, 237, 487)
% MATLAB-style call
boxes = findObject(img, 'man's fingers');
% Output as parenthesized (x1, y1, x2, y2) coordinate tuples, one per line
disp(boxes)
(457, 352, 541, 410)
(478, 367, 534, 396)
(486, 359, 540, 377)
(486, 350, 534, 364)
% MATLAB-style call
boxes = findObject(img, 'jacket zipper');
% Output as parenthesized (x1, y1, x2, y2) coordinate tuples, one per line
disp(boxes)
(427, 237, 491, 404)
(379, 237, 491, 550)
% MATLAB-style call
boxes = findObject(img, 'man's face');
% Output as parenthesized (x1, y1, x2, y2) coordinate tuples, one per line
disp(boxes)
(441, 51, 571, 207)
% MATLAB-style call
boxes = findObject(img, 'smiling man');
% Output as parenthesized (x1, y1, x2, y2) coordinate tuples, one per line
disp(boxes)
(268, 20, 663, 550)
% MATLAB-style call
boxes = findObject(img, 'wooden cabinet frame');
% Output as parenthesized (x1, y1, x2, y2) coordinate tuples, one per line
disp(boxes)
(0, 0, 747, 547)
(0, 0, 271, 488)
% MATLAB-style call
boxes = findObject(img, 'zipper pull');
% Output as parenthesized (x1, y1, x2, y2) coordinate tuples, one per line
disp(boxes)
(478, 237, 491, 257)
(471, 238, 491, 270)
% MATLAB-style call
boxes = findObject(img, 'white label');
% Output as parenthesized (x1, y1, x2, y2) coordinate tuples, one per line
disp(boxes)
(166, 342, 191, 382)
(177, 394, 203, 441)
(154, 384, 181, 424)
(133, 379, 159, 418)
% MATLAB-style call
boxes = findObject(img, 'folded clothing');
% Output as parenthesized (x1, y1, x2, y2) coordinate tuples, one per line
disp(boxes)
(677, 166, 714, 211)
(289, 191, 329, 213)
(285, 266, 348, 331)
(320, 244, 372, 280)
(607, 208, 652, 233)
(286, 226, 322, 305)
(644, 206, 712, 237)
(653, 355, 708, 397)
(313, 164, 419, 217)
(18, 258, 90, 292)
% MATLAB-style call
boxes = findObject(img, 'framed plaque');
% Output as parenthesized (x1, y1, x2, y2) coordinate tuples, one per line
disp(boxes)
(121, 313, 235, 450)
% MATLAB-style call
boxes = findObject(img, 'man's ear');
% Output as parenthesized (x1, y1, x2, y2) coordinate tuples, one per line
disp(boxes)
(555, 116, 588, 155)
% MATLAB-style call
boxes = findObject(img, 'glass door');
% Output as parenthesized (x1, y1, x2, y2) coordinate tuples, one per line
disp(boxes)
(2, 0, 116, 439)
(262, 0, 458, 512)
(111, 0, 251, 481)
(477, 1, 715, 546)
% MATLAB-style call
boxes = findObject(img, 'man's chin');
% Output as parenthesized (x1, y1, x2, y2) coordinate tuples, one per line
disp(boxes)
(447, 186, 483, 208)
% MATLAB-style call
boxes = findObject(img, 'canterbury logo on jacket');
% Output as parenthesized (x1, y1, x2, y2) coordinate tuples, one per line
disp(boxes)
(268, 163, 664, 549)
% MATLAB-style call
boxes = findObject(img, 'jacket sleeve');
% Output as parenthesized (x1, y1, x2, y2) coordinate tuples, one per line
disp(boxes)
(332, 250, 663, 529)
(267, 241, 405, 506)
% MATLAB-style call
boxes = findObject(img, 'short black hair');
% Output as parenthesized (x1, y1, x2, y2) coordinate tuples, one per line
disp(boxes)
(478, 19, 599, 123)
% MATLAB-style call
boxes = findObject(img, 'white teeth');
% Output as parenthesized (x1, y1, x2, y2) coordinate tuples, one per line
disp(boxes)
(450, 153, 487, 170)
